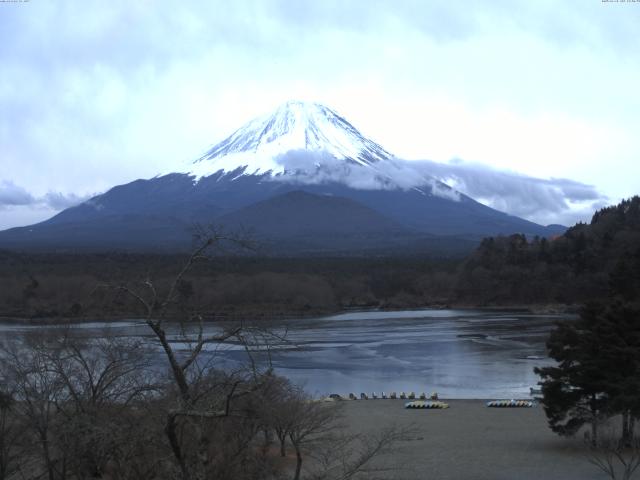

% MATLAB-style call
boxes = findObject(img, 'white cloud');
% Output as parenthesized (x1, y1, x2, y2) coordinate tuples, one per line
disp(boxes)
(407, 159, 607, 226)
(0, 0, 637, 228)
(269, 151, 605, 226)
(0, 180, 91, 225)
(0, 180, 34, 206)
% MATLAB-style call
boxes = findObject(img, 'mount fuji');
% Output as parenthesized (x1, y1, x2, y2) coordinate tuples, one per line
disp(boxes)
(191, 100, 394, 176)
(0, 101, 565, 254)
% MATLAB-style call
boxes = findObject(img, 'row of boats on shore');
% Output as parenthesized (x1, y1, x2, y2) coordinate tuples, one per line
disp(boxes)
(404, 399, 535, 409)
(328, 391, 439, 401)
(325, 391, 536, 408)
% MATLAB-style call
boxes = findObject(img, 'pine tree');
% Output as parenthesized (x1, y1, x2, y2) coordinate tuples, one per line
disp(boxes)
(536, 302, 640, 445)
(592, 303, 640, 446)
(535, 312, 608, 444)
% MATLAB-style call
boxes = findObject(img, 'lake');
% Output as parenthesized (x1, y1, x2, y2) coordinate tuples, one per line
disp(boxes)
(0, 309, 568, 399)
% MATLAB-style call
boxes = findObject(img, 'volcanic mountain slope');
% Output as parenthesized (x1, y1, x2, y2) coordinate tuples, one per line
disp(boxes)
(190, 100, 394, 177)
(217, 190, 405, 236)
(0, 101, 565, 253)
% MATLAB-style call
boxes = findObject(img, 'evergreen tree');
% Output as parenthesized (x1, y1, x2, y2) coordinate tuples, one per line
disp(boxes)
(536, 302, 640, 445)
(592, 303, 640, 446)
(535, 311, 609, 444)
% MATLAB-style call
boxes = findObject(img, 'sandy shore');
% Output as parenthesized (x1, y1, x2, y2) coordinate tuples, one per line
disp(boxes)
(338, 399, 602, 480)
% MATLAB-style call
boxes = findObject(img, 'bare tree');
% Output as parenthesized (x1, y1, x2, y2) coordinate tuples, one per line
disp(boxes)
(99, 229, 282, 480)
(310, 426, 410, 480)
(44, 331, 157, 478)
(1, 337, 68, 480)
(109, 229, 409, 480)
(586, 429, 640, 480)
(287, 396, 341, 480)
(264, 383, 409, 480)
(243, 376, 342, 479)
(0, 229, 409, 480)
(48, 331, 155, 410)
(258, 375, 299, 458)
(0, 326, 162, 480)
(0, 391, 25, 480)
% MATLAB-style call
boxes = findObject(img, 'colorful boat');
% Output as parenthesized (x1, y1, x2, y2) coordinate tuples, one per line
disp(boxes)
(405, 401, 449, 409)
(486, 399, 534, 408)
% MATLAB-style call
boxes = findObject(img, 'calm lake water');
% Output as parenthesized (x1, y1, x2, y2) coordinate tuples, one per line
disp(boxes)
(0, 309, 569, 399)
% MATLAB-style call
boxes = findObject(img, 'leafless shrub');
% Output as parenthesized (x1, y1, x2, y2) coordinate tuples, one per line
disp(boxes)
(97, 228, 287, 480)
(0, 390, 26, 480)
(309, 426, 411, 480)
(586, 429, 640, 480)
(0, 329, 160, 480)
(0, 229, 410, 479)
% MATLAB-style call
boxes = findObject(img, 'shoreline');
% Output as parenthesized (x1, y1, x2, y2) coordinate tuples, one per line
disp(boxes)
(0, 302, 578, 325)
(338, 399, 600, 480)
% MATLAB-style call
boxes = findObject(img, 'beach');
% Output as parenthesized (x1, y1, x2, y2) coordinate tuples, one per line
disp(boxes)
(339, 399, 603, 480)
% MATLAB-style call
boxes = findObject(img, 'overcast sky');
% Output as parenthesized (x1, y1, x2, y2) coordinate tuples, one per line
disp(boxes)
(1, 0, 639, 229)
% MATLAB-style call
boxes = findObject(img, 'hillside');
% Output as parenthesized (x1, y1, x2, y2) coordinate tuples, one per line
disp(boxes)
(0, 101, 563, 253)
(455, 196, 640, 305)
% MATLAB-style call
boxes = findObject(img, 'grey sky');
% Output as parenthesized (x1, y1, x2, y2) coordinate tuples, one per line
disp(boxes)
(1, 0, 639, 229)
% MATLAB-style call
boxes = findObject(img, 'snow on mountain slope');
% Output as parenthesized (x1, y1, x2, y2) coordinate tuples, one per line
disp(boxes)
(0, 101, 566, 252)
(189, 100, 395, 178)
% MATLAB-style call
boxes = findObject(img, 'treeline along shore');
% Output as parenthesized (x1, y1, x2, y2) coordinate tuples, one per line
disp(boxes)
(1, 196, 638, 322)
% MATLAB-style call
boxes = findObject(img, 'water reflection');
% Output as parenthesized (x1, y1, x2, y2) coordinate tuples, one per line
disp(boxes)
(0, 309, 570, 399)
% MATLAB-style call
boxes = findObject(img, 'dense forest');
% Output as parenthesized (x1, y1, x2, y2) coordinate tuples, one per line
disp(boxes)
(456, 196, 640, 305)
(0, 196, 638, 321)
(0, 254, 460, 320)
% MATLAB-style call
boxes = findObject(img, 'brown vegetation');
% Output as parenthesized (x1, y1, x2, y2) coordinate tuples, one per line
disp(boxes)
(0, 232, 407, 479)
(0, 252, 460, 321)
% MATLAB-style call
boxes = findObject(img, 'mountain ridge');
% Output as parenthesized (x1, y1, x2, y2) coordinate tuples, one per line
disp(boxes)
(190, 101, 394, 178)
(0, 100, 566, 254)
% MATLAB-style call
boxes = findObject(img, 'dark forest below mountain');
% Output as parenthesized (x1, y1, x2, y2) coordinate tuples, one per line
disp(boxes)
(1, 197, 638, 321)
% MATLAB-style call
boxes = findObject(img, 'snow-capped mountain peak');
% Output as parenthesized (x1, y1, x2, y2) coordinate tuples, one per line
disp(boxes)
(189, 100, 394, 178)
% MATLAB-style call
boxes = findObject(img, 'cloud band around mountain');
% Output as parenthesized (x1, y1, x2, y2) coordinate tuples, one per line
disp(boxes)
(2, 153, 607, 230)
(0, 180, 91, 211)
(272, 151, 607, 226)
(411, 159, 607, 226)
